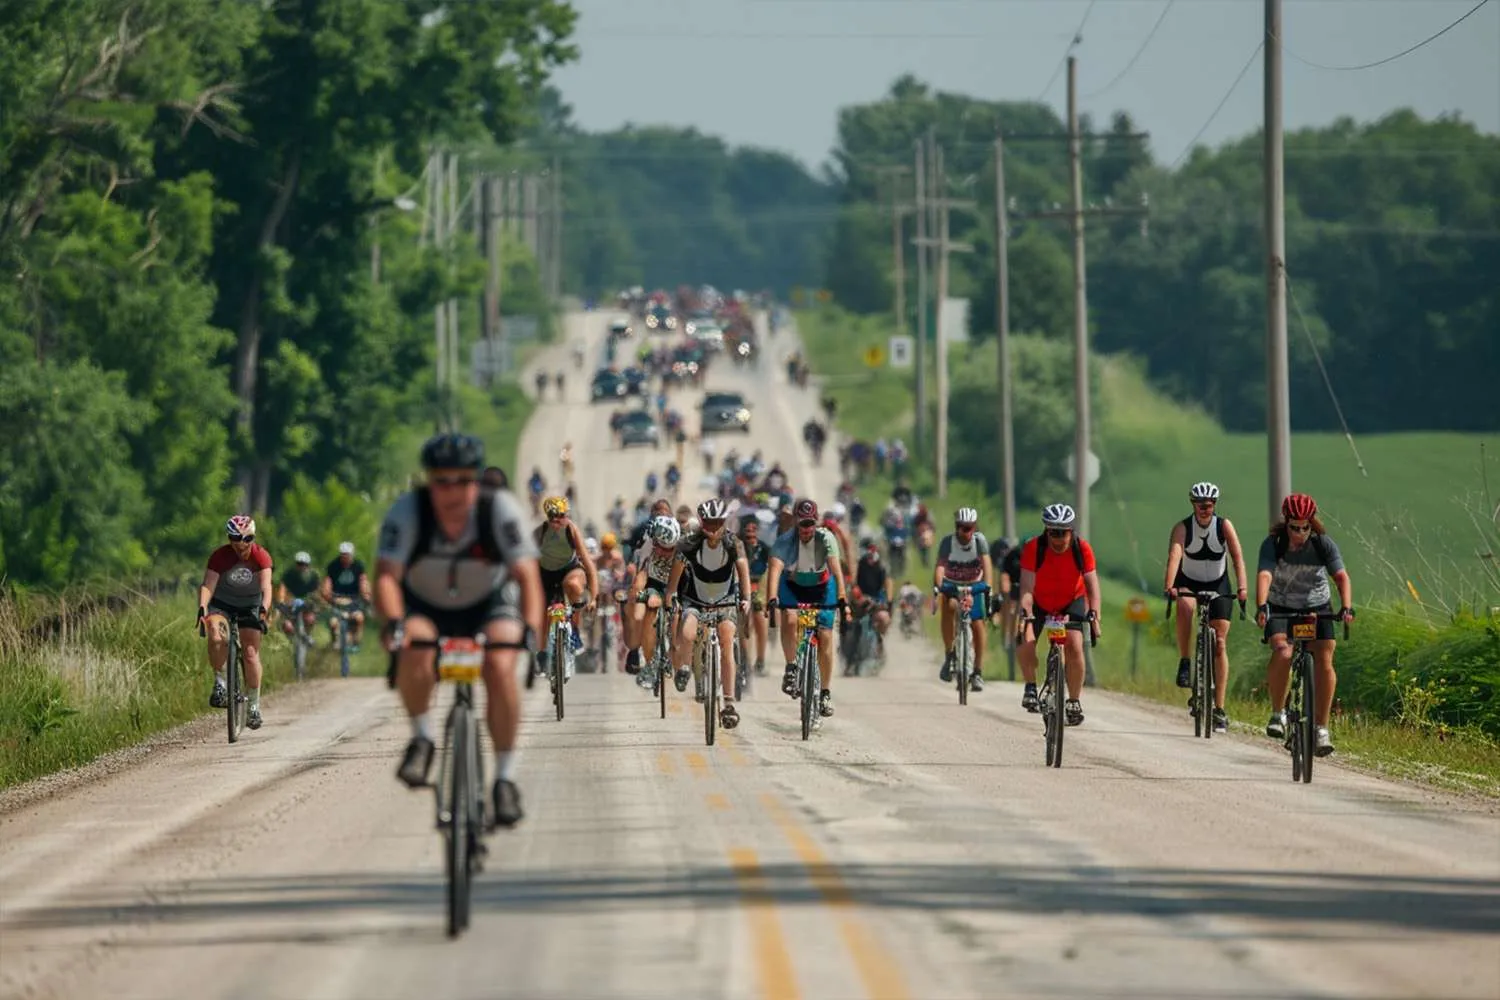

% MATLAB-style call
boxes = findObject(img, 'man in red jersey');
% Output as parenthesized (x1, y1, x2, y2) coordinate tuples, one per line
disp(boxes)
(1017, 503, 1101, 727)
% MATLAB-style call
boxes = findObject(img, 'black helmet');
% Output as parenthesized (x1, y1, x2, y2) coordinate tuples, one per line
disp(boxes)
(421, 432, 484, 470)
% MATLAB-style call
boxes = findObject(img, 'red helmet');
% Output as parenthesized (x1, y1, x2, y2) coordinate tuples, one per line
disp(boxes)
(1281, 493, 1317, 521)
(794, 499, 818, 523)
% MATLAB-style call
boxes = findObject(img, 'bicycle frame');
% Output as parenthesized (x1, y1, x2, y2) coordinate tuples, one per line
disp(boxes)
(330, 598, 362, 678)
(225, 619, 247, 743)
(1166, 591, 1244, 740)
(941, 582, 982, 706)
(785, 602, 842, 741)
(545, 600, 570, 722)
(1275, 611, 1348, 785)
(684, 597, 739, 747)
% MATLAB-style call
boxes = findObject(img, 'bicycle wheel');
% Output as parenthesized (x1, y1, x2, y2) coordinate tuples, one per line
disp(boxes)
(657, 614, 669, 719)
(1051, 650, 1067, 768)
(956, 624, 969, 706)
(446, 703, 472, 937)
(1042, 648, 1057, 766)
(1287, 674, 1304, 782)
(1194, 621, 1210, 738)
(705, 638, 718, 747)
(552, 625, 566, 722)
(226, 626, 241, 744)
(1301, 658, 1317, 784)
(339, 617, 352, 677)
(1203, 627, 1217, 741)
(800, 643, 816, 741)
(294, 620, 308, 681)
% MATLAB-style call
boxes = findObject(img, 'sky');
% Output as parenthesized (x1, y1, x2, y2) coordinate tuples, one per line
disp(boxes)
(550, 0, 1500, 171)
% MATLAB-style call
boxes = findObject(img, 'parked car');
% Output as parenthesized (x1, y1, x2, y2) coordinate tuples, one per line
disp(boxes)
(616, 409, 661, 448)
(700, 390, 751, 434)
(591, 368, 628, 402)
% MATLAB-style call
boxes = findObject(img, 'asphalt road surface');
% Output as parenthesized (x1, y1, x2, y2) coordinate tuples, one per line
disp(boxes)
(1, 311, 1496, 1000)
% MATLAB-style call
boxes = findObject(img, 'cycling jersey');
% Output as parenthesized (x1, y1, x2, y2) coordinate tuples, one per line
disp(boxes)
(937, 531, 989, 584)
(677, 534, 742, 606)
(742, 538, 772, 579)
(770, 526, 839, 586)
(635, 543, 677, 586)
(1021, 536, 1096, 613)
(378, 488, 536, 610)
(281, 566, 319, 599)
(325, 557, 366, 598)
(208, 544, 272, 610)
(854, 558, 888, 602)
(534, 522, 580, 572)
(1257, 531, 1344, 609)
(1180, 515, 1228, 583)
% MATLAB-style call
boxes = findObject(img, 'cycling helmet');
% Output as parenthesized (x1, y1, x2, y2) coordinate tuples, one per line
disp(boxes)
(649, 515, 681, 547)
(697, 498, 730, 521)
(955, 507, 979, 526)
(1189, 481, 1220, 502)
(542, 495, 569, 518)
(1041, 503, 1076, 528)
(601, 532, 618, 550)
(828, 501, 847, 521)
(294, 551, 311, 564)
(226, 515, 256, 539)
(338, 541, 355, 555)
(584, 537, 599, 556)
(794, 499, 819, 523)
(420, 432, 484, 470)
(1281, 493, 1317, 521)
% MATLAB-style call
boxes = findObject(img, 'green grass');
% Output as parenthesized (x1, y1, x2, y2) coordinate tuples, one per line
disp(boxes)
(0, 591, 387, 789)
(797, 305, 1500, 796)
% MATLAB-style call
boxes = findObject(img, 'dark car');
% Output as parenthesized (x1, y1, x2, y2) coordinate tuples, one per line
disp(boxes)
(621, 366, 649, 395)
(700, 390, 751, 434)
(616, 409, 661, 448)
(645, 303, 676, 333)
(591, 368, 628, 402)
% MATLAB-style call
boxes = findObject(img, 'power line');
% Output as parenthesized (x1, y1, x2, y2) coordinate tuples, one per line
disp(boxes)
(1081, 0, 1175, 100)
(1283, 0, 1492, 71)
(1037, 0, 1096, 100)
(1168, 40, 1264, 170)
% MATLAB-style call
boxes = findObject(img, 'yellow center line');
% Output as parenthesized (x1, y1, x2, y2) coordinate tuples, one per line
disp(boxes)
(684, 750, 710, 776)
(760, 794, 911, 1000)
(668, 699, 684, 717)
(728, 846, 802, 1000)
(655, 751, 676, 776)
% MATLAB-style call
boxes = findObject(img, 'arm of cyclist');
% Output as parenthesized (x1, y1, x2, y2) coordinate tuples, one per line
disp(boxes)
(1221, 517, 1250, 604)
(197, 569, 219, 632)
(1084, 566, 1102, 639)
(665, 555, 686, 610)
(764, 555, 784, 614)
(257, 568, 273, 625)
(1253, 564, 1274, 627)
(981, 552, 995, 617)
(1163, 519, 1187, 599)
(1332, 567, 1353, 622)
(929, 543, 948, 615)
(828, 553, 851, 623)
(736, 553, 752, 613)
(1017, 567, 1037, 639)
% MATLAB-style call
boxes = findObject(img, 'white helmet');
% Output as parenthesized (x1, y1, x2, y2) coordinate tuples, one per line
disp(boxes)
(697, 497, 731, 521)
(828, 501, 847, 521)
(649, 516, 681, 547)
(1041, 503, 1076, 528)
(294, 551, 311, 564)
(338, 541, 355, 555)
(584, 537, 599, 556)
(1189, 481, 1220, 501)
(955, 507, 978, 525)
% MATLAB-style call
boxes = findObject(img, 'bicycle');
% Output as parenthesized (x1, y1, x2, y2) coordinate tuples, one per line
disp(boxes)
(682, 596, 742, 746)
(1166, 591, 1246, 739)
(773, 601, 844, 741)
(636, 591, 673, 719)
(842, 599, 883, 678)
(329, 597, 363, 678)
(201, 609, 254, 743)
(543, 598, 575, 722)
(401, 630, 528, 938)
(1021, 615, 1095, 768)
(277, 598, 317, 680)
(1267, 610, 1349, 784)
(938, 583, 984, 706)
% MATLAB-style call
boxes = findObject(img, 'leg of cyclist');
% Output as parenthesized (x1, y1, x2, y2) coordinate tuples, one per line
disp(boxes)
(205, 610, 231, 707)
(349, 607, 365, 648)
(750, 590, 768, 673)
(639, 592, 664, 667)
(1262, 610, 1295, 738)
(937, 586, 957, 682)
(562, 566, 587, 652)
(481, 614, 527, 825)
(1016, 618, 1041, 711)
(968, 591, 986, 692)
(395, 613, 441, 787)
(717, 614, 739, 726)
(240, 619, 266, 727)
(1173, 591, 1196, 688)
(1311, 636, 1338, 755)
(1210, 596, 1233, 731)
(1063, 621, 1087, 726)
(675, 608, 699, 693)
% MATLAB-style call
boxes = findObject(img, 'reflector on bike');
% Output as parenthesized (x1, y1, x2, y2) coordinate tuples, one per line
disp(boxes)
(1291, 622, 1317, 639)
(439, 638, 484, 682)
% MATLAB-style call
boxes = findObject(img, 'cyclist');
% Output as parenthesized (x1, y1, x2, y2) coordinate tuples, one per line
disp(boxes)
(482, 466, 509, 490)
(823, 502, 855, 569)
(559, 442, 575, 481)
(665, 462, 682, 496)
(534, 369, 548, 399)
(198, 515, 273, 728)
(625, 516, 682, 686)
(1163, 481, 1250, 733)
(930, 507, 994, 693)
(739, 516, 773, 675)
(765, 499, 850, 719)
(666, 499, 752, 727)
(1255, 492, 1354, 757)
(897, 579, 922, 636)
(321, 541, 371, 650)
(276, 551, 321, 643)
(1016, 504, 1100, 723)
(526, 467, 546, 517)
(532, 496, 600, 673)
(376, 432, 542, 827)
(598, 532, 626, 575)
(608, 495, 629, 535)
(852, 538, 893, 659)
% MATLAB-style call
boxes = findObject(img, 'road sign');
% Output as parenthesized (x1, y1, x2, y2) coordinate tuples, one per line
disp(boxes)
(888, 335, 913, 368)
(1124, 597, 1151, 623)
(1064, 449, 1102, 488)
(862, 345, 886, 368)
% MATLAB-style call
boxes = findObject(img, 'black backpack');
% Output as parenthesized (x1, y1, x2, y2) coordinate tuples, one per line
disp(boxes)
(1033, 534, 1087, 574)
(408, 487, 508, 565)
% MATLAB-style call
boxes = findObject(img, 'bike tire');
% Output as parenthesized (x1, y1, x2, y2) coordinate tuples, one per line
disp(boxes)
(294, 621, 308, 681)
(447, 704, 471, 937)
(957, 626, 969, 706)
(705, 640, 718, 747)
(1302, 658, 1316, 784)
(800, 647, 816, 741)
(1203, 628, 1217, 741)
(1051, 650, 1066, 768)
(339, 617, 351, 678)
(1287, 673, 1304, 782)
(1042, 648, 1057, 766)
(1194, 622, 1209, 738)
(552, 626, 566, 722)
(227, 627, 241, 744)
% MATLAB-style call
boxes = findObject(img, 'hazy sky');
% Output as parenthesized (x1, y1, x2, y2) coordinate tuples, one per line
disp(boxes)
(551, 0, 1500, 171)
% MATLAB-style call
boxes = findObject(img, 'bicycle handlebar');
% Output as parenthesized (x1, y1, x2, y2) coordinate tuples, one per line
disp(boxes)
(1259, 609, 1352, 643)
(1017, 613, 1099, 648)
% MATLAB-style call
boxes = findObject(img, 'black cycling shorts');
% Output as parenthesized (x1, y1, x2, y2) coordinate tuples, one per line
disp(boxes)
(1033, 597, 1088, 623)
(540, 562, 582, 602)
(1172, 573, 1234, 622)
(207, 600, 263, 632)
(1265, 603, 1335, 643)
(403, 588, 520, 639)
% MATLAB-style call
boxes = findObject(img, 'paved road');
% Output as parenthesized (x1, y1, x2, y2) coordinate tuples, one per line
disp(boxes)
(1, 311, 1496, 1000)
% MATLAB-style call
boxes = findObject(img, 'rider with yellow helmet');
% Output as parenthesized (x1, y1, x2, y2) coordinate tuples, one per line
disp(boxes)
(532, 495, 599, 667)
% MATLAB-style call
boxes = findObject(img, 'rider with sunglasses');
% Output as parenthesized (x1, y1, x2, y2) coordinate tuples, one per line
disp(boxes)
(930, 507, 994, 693)
(199, 516, 274, 728)
(1162, 482, 1250, 733)
(1255, 492, 1354, 757)
(1016, 504, 1101, 724)
(533, 495, 600, 670)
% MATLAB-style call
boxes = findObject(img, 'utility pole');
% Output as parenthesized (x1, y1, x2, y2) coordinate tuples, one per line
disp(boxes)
(872, 164, 913, 342)
(1067, 55, 1091, 539)
(913, 135, 929, 455)
(431, 150, 447, 400)
(551, 155, 563, 300)
(1265, 0, 1292, 523)
(993, 130, 1017, 542)
(913, 144, 975, 499)
(446, 152, 460, 399)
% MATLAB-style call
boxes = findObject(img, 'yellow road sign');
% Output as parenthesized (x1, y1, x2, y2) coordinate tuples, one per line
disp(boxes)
(863, 345, 886, 368)
(1124, 597, 1152, 623)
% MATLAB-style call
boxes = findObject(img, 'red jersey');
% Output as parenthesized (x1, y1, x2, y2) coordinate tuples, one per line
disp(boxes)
(1020, 536, 1095, 612)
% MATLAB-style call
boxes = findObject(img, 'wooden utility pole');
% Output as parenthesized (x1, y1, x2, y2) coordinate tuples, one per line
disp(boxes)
(993, 131, 1016, 541)
(872, 164, 913, 341)
(1265, 0, 1292, 523)
(913, 135, 929, 454)
(551, 155, 563, 300)
(446, 152, 460, 398)
(431, 151, 447, 396)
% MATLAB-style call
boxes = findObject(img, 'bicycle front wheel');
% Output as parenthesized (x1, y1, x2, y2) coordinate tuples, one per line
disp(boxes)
(1301, 658, 1317, 784)
(1203, 626, 1217, 741)
(552, 625, 566, 722)
(446, 704, 472, 937)
(705, 640, 718, 747)
(226, 627, 242, 744)
(956, 626, 970, 707)
(1194, 622, 1210, 738)
(800, 644, 817, 741)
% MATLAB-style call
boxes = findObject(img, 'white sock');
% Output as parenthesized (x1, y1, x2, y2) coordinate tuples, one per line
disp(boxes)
(494, 750, 516, 781)
(215, 670, 226, 685)
(411, 712, 434, 741)
(248, 688, 260, 710)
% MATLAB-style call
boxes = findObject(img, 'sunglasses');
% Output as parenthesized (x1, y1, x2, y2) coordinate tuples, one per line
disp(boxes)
(430, 474, 476, 487)
(1192, 500, 1216, 508)
(797, 520, 817, 529)
(1046, 528, 1071, 538)
(956, 524, 976, 531)
(1288, 522, 1313, 534)
(229, 535, 254, 543)
(701, 519, 725, 529)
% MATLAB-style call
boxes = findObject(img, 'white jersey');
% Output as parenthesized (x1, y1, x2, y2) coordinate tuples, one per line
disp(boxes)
(1180, 515, 1228, 583)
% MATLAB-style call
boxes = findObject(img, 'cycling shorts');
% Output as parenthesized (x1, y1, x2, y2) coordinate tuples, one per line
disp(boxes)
(778, 577, 837, 630)
(939, 580, 990, 621)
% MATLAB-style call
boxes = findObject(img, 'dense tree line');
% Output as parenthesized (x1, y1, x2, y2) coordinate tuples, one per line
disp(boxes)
(821, 76, 1500, 437)
(0, 0, 576, 589)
